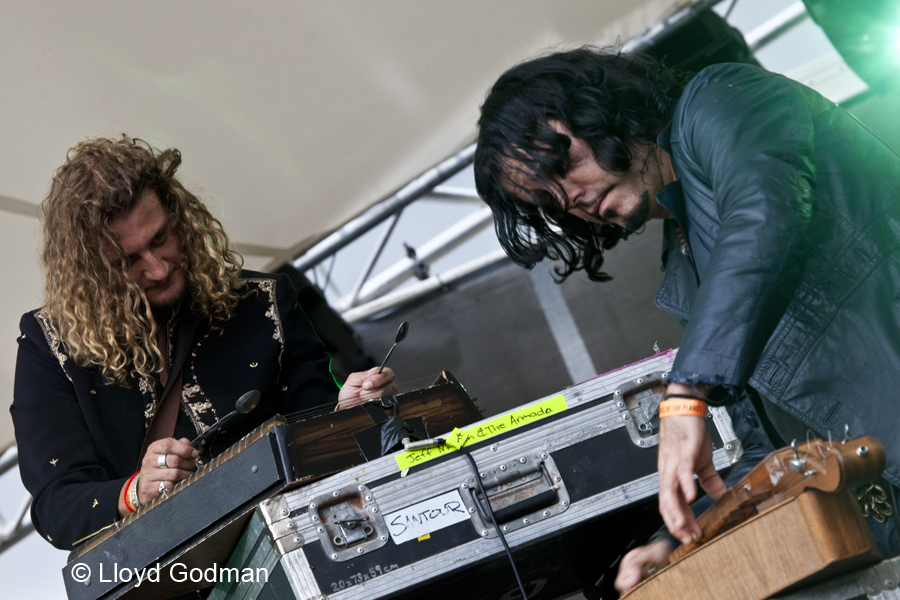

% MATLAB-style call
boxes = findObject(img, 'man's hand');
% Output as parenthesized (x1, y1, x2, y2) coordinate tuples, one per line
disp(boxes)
(658, 411, 726, 545)
(118, 437, 198, 517)
(337, 367, 398, 409)
(614, 538, 676, 595)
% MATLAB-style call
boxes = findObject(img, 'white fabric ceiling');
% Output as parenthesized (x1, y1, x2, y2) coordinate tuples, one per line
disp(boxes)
(0, 0, 692, 447)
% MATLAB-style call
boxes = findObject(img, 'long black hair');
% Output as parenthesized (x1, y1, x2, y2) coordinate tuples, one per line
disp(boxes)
(475, 47, 690, 281)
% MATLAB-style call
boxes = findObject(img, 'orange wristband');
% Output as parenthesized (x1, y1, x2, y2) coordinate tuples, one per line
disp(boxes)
(658, 399, 707, 418)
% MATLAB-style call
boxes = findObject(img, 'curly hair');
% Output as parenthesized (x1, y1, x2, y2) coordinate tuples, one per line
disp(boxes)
(475, 47, 692, 281)
(41, 135, 245, 384)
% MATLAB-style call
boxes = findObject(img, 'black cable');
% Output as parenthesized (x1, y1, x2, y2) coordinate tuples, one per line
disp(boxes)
(459, 443, 529, 600)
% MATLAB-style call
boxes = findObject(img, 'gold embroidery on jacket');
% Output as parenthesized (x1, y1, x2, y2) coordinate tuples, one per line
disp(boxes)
(33, 311, 72, 382)
(247, 278, 285, 366)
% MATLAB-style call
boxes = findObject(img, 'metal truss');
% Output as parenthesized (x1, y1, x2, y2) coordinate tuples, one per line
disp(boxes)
(290, 0, 870, 326)
(0, 445, 35, 556)
(292, 142, 508, 321)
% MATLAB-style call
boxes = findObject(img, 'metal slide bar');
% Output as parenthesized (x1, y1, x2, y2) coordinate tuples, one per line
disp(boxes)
(293, 143, 476, 273)
(341, 206, 494, 310)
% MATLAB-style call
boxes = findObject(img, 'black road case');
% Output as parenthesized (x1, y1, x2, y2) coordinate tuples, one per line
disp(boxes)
(211, 351, 740, 600)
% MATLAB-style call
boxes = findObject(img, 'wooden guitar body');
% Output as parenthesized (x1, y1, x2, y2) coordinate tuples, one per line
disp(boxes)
(625, 489, 881, 600)
(625, 436, 886, 600)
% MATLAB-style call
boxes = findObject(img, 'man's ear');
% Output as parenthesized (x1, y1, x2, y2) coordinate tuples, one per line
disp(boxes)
(657, 146, 677, 184)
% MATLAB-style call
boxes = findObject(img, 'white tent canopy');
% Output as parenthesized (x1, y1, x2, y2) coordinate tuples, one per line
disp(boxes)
(0, 0, 690, 448)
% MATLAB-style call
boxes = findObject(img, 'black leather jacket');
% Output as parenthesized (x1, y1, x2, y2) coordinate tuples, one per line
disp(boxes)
(653, 63, 900, 486)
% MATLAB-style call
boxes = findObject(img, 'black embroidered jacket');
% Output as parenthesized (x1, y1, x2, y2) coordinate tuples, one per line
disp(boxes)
(11, 271, 339, 549)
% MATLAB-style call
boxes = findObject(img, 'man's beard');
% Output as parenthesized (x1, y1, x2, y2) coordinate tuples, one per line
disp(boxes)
(620, 190, 651, 233)
(148, 274, 187, 315)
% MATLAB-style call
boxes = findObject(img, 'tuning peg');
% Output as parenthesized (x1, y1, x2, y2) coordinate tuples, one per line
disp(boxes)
(789, 439, 806, 474)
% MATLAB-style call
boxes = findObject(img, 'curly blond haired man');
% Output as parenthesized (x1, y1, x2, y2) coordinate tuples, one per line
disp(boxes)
(11, 136, 395, 557)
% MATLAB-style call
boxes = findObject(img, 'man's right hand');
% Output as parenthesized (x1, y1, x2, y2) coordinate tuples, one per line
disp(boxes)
(614, 538, 676, 595)
(118, 438, 199, 517)
(139, 437, 199, 503)
(657, 412, 726, 545)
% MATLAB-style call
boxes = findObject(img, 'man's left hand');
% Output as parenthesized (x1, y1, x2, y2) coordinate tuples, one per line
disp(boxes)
(337, 367, 398, 409)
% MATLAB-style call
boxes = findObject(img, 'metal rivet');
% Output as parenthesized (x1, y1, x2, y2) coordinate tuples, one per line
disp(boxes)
(519, 457, 527, 464)
(499, 465, 507, 471)
(318, 527, 324, 532)
(563, 501, 569, 506)
(312, 516, 319, 521)
(555, 476, 561, 482)
(380, 535, 386, 541)
(615, 390, 622, 396)
(287, 522, 295, 529)
(482, 530, 489, 537)
(858, 445, 870, 457)
(332, 491, 339, 497)
(523, 518, 530, 524)
(357, 547, 365, 553)
(886, 579, 894, 587)
(332, 554, 338, 559)
(726, 444, 733, 450)
(365, 495, 372, 502)
(281, 509, 288, 516)
(358, 485, 365, 491)
(461, 483, 468, 488)
(251, 465, 258, 473)
(543, 510, 550, 516)
(293, 536, 301, 543)
(480, 472, 486, 478)
(637, 378, 643, 384)
(541, 453, 548, 459)
(639, 440, 645, 446)
(503, 526, 510, 531)
(469, 507, 476, 513)
(623, 414, 630, 420)
(372, 507, 378, 513)
(310, 503, 317, 509)
(490, 445, 497, 452)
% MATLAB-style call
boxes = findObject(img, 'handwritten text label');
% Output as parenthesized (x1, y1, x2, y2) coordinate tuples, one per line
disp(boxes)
(395, 395, 568, 470)
(384, 490, 471, 545)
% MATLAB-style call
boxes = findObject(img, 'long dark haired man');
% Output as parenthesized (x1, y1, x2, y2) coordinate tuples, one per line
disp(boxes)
(475, 47, 900, 591)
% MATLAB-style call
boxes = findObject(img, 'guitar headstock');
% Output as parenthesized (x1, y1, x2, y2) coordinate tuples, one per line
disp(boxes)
(765, 435, 885, 496)
(669, 434, 885, 564)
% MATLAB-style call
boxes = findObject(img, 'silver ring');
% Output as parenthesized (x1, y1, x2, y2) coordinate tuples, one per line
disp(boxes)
(157, 453, 167, 469)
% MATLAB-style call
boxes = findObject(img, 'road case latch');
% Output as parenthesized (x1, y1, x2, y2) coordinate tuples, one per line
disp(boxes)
(308, 483, 389, 562)
(459, 452, 569, 539)
(614, 372, 671, 448)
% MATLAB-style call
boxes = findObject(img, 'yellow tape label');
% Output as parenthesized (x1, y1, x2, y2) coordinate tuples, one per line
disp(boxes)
(395, 394, 567, 470)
